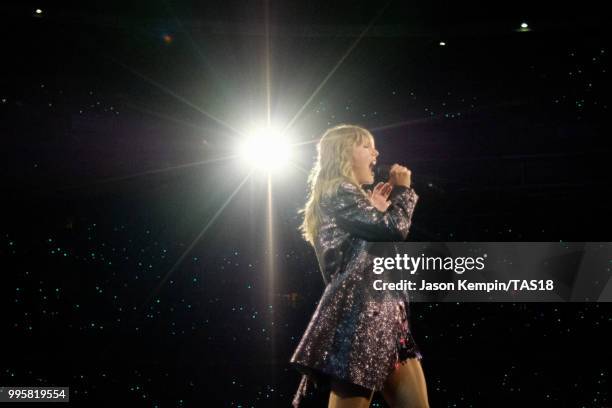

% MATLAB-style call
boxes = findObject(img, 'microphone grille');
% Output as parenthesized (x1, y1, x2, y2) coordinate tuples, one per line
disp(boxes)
(374, 164, 391, 183)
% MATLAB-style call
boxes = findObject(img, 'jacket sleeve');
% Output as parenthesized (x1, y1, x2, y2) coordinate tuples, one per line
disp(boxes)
(327, 181, 419, 242)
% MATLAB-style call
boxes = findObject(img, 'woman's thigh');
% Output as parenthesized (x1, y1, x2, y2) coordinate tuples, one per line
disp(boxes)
(328, 380, 374, 408)
(381, 358, 429, 408)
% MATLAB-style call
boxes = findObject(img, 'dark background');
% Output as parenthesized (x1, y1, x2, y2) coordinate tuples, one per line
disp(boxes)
(1, 0, 610, 406)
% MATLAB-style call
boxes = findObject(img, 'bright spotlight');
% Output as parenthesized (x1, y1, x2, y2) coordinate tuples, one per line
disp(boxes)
(35, 8, 43, 14)
(521, 22, 528, 29)
(439, 41, 446, 46)
(238, 126, 292, 172)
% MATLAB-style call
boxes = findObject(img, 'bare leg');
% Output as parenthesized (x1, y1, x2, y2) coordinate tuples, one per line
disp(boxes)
(328, 380, 374, 408)
(382, 358, 429, 408)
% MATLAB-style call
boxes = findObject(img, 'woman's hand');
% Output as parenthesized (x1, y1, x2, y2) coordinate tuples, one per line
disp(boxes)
(367, 182, 393, 212)
(389, 164, 412, 188)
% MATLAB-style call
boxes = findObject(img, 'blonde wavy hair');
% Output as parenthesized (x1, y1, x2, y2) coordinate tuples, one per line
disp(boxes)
(299, 124, 374, 246)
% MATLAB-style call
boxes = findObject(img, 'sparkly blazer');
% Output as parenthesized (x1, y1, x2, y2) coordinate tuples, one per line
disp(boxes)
(290, 181, 421, 407)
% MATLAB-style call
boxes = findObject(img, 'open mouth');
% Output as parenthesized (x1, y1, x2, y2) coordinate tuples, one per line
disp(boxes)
(369, 160, 376, 176)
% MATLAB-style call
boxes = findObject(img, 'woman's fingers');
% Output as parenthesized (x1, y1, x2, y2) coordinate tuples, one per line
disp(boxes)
(380, 186, 389, 198)
(374, 182, 392, 198)
(383, 183, 393, 197)
(373, 183, 394, 199)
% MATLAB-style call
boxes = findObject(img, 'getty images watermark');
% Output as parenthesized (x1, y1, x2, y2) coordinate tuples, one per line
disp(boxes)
(365, 242, 612, 302)
(372, 252, 553, 292)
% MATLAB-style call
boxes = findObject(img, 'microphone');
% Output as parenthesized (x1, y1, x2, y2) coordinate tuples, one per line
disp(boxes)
(373, 163, 445, 194)
(373, 164, 392, 184)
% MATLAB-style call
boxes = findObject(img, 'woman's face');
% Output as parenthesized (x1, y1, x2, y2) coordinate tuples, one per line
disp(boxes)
(351, 136, 379, 185)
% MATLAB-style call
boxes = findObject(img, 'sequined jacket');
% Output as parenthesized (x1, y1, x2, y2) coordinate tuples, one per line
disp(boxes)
(290, 181, 420, 407)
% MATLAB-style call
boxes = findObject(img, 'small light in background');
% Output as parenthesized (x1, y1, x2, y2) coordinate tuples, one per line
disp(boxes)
(517, 21, 531, 32)
(439, 41, 446, 47)
(163, 34, 173, 45)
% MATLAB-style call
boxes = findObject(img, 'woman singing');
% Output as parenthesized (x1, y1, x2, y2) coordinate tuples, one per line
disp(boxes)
(290, 124, 429, 408)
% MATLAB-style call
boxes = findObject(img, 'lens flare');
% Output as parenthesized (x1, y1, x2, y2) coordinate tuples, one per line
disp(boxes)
(238, 126, 292, 171)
